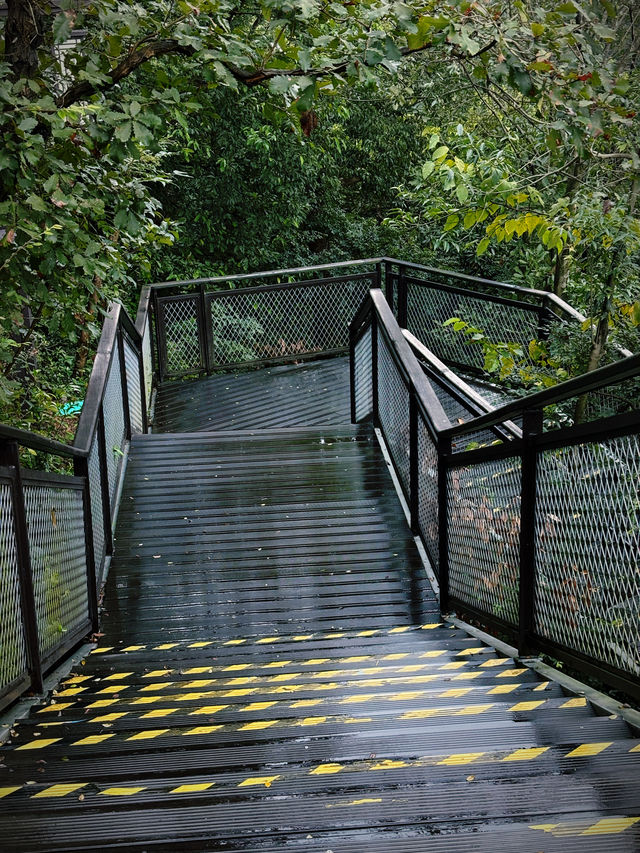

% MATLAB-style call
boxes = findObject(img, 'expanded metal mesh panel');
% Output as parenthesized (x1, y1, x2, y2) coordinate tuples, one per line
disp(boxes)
(426, 377, 499, 452)
(377, 330, 411, 497)
(0, 479, 28, 694)
(102, 348, 126, 507)
(23, 483, 89, 658)
(87, 433, 105, 585)
(542, 377, 640, 432)
(123, 337, 143, 434)
(406, 283, 541, 372)
(447, 456, 522, 625)
(159, 296, 202, 375)
(417, 415, 439, 572)
(534, 435, 640, 677)
(142, 312, 153, 410)
(354, 327, 373, 422)
(208, 278, 372, 367)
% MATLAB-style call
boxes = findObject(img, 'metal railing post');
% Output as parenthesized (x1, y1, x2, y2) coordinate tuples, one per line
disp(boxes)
(397, 264, 408, 328)
(199, 283, 213, 375)
(437, 434, 451, 610)
(384, 259, 394, 305)
(371, 313, 379, 428)
(349, 322, 357, 424)
(375, 262, 382, 291)
(409, 390, 419, 533)
(0, 440, 43, 693)
(518, 409, 543, 654)
(116, 323, 132, 442)
(97, 406, 114, 555)
(137, 337, 149, 433)
(74, 455, 99, 633)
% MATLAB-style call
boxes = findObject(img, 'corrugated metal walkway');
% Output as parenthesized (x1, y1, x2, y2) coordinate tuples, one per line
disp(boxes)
(1, 360, 640, 851)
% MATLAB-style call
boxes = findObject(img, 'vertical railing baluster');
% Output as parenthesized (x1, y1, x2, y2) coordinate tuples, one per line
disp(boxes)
(518, 409, 543, 654)
(397, 264, 408, 328)
(349, 322, 357, 424)
(409, 390, 419, 534)
(97, 406, 114, 557)
(374, 262, 382, 291)
(0, 440, 43, 693)
(371, 312, 379, 428)
(384, 259, 394, 305)
(74, 455, 99, 632)
(116, 321, 132, 442)
(137, 331, 149, 434)
(437, 434, 451, 609)
(199, 283, 213, 375)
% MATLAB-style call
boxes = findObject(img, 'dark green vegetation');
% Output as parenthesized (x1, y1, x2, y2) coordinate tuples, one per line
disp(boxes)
(1, 0, 638, 437)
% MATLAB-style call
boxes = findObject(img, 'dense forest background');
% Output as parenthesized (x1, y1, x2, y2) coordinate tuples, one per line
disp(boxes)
(1, 0, 638, 439)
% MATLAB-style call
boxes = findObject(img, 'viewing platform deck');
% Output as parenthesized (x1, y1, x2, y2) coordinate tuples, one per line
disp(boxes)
(1, 359, 639, 852)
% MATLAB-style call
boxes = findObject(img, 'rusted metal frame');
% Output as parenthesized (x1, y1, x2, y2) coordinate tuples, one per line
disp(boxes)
(0, 444, 43, 694)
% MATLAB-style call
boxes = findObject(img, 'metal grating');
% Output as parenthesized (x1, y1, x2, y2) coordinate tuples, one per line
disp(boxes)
(159, 296, 202, 375)
(447, 456, 522, 625)
(417, 415, 439, 572)
(23, 483, 89, 658)
(406, 283, 541, 373)
(377, 329, 411, 497)
(102, 347, 126, 507)
(142, 312, 153, 409)
(123, 336, 143, 434)
(87, 432, 105, 586)
(208, 279, 372, 368)
(354, 326, 373, 422)
(534, 434, 640, 677)
(0, 478, 28, 694)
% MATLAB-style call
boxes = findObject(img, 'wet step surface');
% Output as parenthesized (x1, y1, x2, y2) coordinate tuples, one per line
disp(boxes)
(1, 425, 639, 851)
(153, 357, 351, 432)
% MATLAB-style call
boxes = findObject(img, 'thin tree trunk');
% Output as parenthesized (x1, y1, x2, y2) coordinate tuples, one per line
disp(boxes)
(73, 282, 100, 376)
(5, 0, 44, 78)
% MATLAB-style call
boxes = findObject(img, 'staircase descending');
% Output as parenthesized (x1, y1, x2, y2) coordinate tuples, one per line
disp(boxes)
(1, 361, 640, 852)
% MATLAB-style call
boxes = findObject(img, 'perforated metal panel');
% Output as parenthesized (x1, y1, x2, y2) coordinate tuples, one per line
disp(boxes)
(406, 282, 541, 373)
(87, 433, 105, 585)
(0, 478, 28, 695)
(447, 456, 522, 625)
(417, 416, 439, 572)
(354, 327, 373, 422)
(207, 278, 373, 368)
(23, 482, 89, 658)
(158, 295, 203, 376)
(377, 330, 411, 497)
(102, 348, 126, 507)
(123, 337, 143, 434)
(142, 312, 153, 409)
(534, 434, 640, 677)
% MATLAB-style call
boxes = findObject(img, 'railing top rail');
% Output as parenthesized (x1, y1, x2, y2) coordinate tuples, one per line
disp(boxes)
(401, 274, 546, 315)
(204, 270, 375, 300)
(370, 289, 451, 436)
(442, 350, 640, 440)
(0, 424, 86, 459)
(403, 330, 523, 441)
(149, 257, 385, 290)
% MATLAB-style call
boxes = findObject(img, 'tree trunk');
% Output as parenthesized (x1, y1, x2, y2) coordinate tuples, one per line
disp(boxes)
(573, 296, 611, 424)
(5, 0, 44, 78)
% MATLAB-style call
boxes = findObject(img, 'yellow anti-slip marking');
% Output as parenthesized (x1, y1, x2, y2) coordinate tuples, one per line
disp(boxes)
(438, 752, 486, 766)
(171, 782, 214, 794)
(126, 729, 169, 741)
(73, 734, 114, 746)
(101, 786, 146, 796)
(566, 742, 613, 758)
(0, 787, 21, 799)
(311, 763, 343, 775)
(32, 783, 86, 799)
(237, 775, 279, 788)
(503, 747, 549, 761)
(16, 738, 61, 750)
(531, 817, 640, 837)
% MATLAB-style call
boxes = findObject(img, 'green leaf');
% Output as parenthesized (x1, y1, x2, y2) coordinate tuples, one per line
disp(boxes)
(421, 161, 435, 179)
(456, 183, 468, 203)
(115, 121, 132, 142)
(476, 236, 490, 256)
(432, 145, 449, 161)
(444, 213, 459, 231)
(268, 76, 291, 95)
(52, 11, 72, 44)
(26, 194, 47, 212)
(531, 22, 544, 37)
(18, 117, 38, 132)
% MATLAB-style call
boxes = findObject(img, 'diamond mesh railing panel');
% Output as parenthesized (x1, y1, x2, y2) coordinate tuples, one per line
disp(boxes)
(447, 456, 522, 625)
(142, 312, 153, 410)
(377, 329, 411, 498)
(23, 483, 89, 659)
(87, 431, 105, 585)
(0, 478, 28, 696)
(534, 434, 640, 677)
(102, 348, 126, 508)
(208, 278, 373, 368)
(158, 296, 202, 376)
(354, 326, 373, 422)
(406, 282, 541, 372)
(123, 336, 143, 434)
(417, 415, 439, 572)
